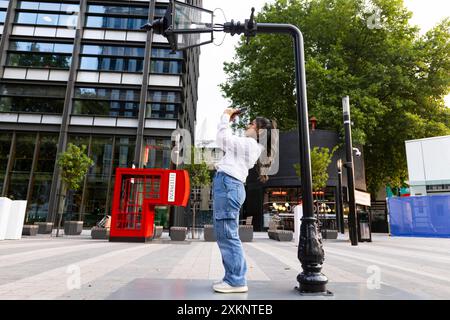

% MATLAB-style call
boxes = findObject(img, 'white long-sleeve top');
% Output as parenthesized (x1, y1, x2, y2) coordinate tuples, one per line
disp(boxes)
(215, 114, 264, 183)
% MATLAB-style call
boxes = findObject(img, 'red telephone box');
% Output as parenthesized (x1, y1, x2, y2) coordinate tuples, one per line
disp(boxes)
(110, 168, 190, 242)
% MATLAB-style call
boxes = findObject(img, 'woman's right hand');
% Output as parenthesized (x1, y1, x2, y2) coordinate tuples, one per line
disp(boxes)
(224, 108, 238, 116)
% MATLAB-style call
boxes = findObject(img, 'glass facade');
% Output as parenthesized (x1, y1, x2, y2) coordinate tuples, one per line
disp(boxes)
(15, 1, 79, 28)
(0, 0, 8, 25)
(79, 44, 145, 72)
(73, 87, 140, 117)
(0, 0, 200, 230)
(85, 3, 148, 30)
(7, 41, 73, 69)
(147, 90, 181, 119)
(150, 48, 183, 75)
(0, 84, 66, 114)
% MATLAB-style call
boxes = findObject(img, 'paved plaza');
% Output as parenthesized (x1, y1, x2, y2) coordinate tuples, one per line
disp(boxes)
(0, 232, 449, 300)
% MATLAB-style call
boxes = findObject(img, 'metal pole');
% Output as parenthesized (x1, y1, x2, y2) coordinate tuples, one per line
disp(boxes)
(336, 162, 345, 234)
(343, 96, 358, 246)
(255, 23, 328, 294)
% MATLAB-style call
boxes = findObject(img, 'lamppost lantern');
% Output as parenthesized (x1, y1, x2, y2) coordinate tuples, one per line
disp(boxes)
(141, 0, 214, 51)
(142, 0, 330, 295)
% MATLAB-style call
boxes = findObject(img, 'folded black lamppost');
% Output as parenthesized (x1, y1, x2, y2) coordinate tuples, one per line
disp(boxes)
(142, 0, 329, 294)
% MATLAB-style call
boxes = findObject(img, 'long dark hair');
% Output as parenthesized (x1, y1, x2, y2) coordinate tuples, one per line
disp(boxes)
(254, 117, 278, 183)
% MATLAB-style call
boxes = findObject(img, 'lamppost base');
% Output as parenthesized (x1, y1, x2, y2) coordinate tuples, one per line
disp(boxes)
(295, 286, 334, 296)
(297, 272, 330, 294)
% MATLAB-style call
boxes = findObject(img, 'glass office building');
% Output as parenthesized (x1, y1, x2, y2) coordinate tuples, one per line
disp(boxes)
(0, 0, 201, 227)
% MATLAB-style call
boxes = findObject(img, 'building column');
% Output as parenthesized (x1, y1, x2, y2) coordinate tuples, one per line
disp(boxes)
(134, 0, 156, 168)
(47, 0, 87, 223)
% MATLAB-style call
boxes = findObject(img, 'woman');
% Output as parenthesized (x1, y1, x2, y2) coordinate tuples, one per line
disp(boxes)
(212, 107, 276, 293)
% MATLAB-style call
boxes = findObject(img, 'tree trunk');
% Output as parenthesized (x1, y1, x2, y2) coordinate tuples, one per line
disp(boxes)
(191, 201, 197, 239)
(55, 182, 67, 237)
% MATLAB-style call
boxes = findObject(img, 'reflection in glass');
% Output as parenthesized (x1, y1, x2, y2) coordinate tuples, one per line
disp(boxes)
(145, 138, 172, 169)
(150, 60, 182, 74)
(0, 133, 12, 193)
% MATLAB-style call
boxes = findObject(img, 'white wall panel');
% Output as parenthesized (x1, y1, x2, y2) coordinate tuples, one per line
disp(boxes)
(122, 73, 142, 85)
(34, 27, 57, 37)
(12, 25, 34, 36)
(421, 136, 450, 182)
(99, 72, 121, 83)
(105, 30, 126, 41)
(0, 113, 19, 122)
(0, 25, 4, 34)
(83, 29, 105, 40)
(117, 118, 139, 127)
(70, 116, 94, 126)
(42, 115, 62, 124)
(94, 117, 116, 127)
(153, 34, 168, 43)
(26, 69, 50, 80)
(3, 68, 27, 79)
(49, 70, 70, 81)
(149, 74, 180, 87)
(126, 31, 147, 42)
(77, 71, 99, 83)
(145, 119, 177, 129)
(56, 27, 76, 38)
(18, 114, 42, 123)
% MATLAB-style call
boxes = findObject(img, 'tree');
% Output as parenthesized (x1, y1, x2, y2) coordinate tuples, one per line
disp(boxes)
(55, 143, 94, 236)
(183, 147, 212, 239)
(221, 0, 450, 195)
(294, 146, 337, 191)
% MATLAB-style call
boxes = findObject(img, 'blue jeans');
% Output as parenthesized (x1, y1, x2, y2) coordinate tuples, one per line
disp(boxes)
(213, 171, 247, 287)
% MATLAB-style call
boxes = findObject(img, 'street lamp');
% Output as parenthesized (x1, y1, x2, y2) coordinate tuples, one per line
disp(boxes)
(336, 159, 345, 234)
(343, 96, 358, 246)
(143, 0, 329, 294)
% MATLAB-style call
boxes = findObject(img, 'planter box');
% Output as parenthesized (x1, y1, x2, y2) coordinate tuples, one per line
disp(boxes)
(22, 225, 38, 236)
(239, 225, 253, 242)
(153, 226, 163, 239)
(91, 227, 109, 240)
(64, 221, 83, 235)
(268, 230, 294, 241)
(268, 230, 277, 240)
(170, 226, 187, 241)
(204, 224, 216, 242)
(36, 222, 53, 234)
(276, 230, 293, 241)
(321, 229, 338, 239)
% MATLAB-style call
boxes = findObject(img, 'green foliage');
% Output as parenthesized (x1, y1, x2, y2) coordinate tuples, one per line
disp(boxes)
(294, 146, 337, 191)
(57, 143, 94, 191)
(221, 0, 450, 194)
(183, 147, 212, 188)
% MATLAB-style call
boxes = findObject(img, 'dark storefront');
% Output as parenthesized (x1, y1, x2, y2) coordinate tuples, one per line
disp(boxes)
(244, 129, 369, 232)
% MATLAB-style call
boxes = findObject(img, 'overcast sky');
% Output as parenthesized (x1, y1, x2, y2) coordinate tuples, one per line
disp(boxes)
(195, 0, 450, 142)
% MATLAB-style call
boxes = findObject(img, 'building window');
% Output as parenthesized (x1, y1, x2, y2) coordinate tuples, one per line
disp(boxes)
(0, 0, 8, 25)
(7, 40, 73, 69)
(0, 132, 12, 193)
(73, 87, 140, 117)
(85, 4, 148, 30)
(15, 1, 79, 28)
(0, 83, 66, 114)
(146, 90, 181, 119)
(150, 48, 183, 75)
(79, 44, 145, 72)
(144, 138, 172, 169)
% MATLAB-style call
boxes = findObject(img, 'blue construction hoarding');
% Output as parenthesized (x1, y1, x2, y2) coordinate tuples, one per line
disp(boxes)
(387, 194, 450, 238)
